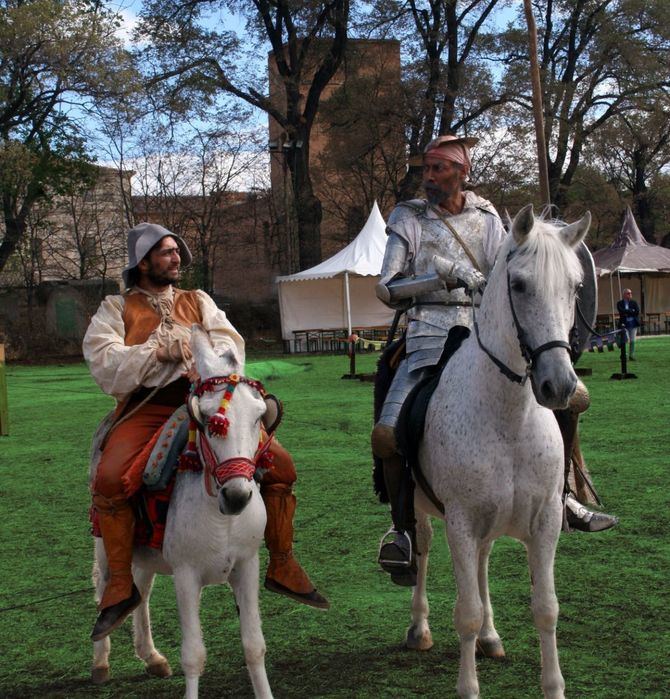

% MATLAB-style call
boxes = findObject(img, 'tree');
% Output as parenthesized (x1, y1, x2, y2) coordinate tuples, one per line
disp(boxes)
(0, 0, 136, 276)
(500, 0, 670, 211)
(139, 0, 350, 271)
(131, 109, 266, 294)
(361, 0, 508, 200)
(586, 99, 670, 243)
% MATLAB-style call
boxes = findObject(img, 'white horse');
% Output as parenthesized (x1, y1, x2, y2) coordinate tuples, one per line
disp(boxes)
(91, 325, 274, 699)
(408, 205, 591, 698)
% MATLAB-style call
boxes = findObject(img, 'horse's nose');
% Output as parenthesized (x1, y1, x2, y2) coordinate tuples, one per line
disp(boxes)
(540, 374, 577, 408)
(219, 485, 253, 515)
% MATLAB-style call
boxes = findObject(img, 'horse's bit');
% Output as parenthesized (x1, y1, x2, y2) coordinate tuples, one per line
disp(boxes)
(186, 374, 281, 496)
(471, 249, 572, 386)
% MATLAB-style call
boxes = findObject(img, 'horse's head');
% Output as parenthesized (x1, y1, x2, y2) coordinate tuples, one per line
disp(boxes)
(188, 325, 281, 515)
(487, 204, 590, 409)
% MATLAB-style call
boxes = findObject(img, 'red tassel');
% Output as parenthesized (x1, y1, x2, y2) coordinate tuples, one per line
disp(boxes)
(208, 411, 230, 438)
(257, 450, 274, 471)
(178, 422, 201, 471)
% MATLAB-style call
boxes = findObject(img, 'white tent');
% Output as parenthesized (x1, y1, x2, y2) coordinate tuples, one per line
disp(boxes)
(276, 201, 395, 350)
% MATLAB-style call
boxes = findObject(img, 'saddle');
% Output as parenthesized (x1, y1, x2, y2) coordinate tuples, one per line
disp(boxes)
(372, 325, 471, 506)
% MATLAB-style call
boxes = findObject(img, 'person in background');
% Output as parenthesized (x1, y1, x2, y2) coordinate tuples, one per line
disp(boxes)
(617, 288, 640, 360)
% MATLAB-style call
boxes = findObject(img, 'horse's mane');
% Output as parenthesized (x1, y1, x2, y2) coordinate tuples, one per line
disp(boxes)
(499, 216, 583, 297)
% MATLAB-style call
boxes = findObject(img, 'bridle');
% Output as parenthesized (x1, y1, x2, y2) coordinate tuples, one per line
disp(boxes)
(184, 374, 281, 497)
(471, 249, 572, 386)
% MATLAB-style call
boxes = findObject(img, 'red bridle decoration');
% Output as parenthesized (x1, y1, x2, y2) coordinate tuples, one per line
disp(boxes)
(178, 374, 276, 496)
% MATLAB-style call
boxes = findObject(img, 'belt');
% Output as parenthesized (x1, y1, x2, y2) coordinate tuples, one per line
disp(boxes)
(131, 377, 191, 407)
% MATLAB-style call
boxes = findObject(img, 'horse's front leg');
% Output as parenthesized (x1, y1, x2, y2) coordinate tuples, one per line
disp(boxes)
(132, 566, 172, 679)
(174, 567, 206, 699)
(406, 509, 433, 651)
(446, 521, 483, 699)
(229, 555, 273, 699)
(476, 541, 505, 659)
(91, 539, 111, 684)
(526, 523, 565, 699)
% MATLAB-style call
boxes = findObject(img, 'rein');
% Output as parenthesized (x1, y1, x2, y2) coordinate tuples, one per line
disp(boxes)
(471, 249, 571, 385)
(184, 374, 276, 497)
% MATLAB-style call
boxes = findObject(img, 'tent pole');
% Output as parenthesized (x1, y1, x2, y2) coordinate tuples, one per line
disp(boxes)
(344, 271, 353, 336)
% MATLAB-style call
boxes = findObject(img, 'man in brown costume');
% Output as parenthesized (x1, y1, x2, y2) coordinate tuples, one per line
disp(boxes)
(84, 223, 328, 642)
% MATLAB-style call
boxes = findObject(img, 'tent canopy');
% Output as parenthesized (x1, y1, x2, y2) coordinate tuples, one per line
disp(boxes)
(276, 201, 388, 282)
(276, 202, 395, 346)
(593, 207, 670, 274)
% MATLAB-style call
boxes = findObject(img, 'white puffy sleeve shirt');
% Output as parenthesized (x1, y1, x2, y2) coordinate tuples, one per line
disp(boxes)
(82, 290, 245, 403)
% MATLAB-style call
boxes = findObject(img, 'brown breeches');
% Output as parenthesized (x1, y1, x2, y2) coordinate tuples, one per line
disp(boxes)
(262, 437, 297, 488)
(93, 403, 176, 498)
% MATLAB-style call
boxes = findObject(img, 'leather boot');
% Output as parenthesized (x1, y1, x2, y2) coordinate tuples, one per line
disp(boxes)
(377, 453, 417, 586)
(262, 484, 329, 609)
(554, 385, 618, 534)
(91, 494, 142, 641)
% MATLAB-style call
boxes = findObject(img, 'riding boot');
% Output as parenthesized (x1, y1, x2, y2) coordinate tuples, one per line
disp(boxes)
(378, 453, 417, 586)
(91, 494, 142, 641)
(554, 384, 618, 533)
(261, 484, 329, 609)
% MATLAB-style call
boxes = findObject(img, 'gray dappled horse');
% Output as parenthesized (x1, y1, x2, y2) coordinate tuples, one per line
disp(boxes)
(410, 205, 591, 698)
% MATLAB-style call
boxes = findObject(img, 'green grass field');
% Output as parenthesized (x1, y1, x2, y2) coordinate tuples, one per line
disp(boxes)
(0, 338, 668, 698)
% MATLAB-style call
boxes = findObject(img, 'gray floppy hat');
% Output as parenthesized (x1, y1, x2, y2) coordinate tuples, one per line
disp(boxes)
(122, 222, 192, 287)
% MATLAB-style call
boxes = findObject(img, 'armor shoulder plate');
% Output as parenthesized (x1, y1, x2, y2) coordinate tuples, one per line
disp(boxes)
(388, 200, 426, 227)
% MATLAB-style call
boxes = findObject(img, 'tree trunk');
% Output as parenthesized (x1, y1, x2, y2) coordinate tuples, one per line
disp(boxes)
(0, 212, 25, 276)
(632, 147, 655, 243)
(287, 136, 322, 270)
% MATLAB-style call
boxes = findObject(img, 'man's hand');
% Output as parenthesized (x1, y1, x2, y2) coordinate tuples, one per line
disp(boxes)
(433, 255, 486, 292)
(156, 338, 193, 363)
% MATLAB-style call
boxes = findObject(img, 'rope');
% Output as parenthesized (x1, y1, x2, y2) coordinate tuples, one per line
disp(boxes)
(0, 587, 92, 613)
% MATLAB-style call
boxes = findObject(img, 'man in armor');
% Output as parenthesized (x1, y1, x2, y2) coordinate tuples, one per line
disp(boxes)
(371, 135, 618, 586)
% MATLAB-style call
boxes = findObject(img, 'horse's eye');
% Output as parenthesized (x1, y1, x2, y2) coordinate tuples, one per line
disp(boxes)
(511, 279, 526, 293)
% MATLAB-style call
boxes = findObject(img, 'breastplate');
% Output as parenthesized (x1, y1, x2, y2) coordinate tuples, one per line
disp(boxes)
(407, 207, 490, 325)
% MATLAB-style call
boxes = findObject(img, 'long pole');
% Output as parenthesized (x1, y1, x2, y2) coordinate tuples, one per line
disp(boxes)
(523, 0, 551, 209)
(0, 344, 8, 436)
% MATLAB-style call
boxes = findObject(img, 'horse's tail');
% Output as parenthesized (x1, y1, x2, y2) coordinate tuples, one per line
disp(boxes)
(372, 337, 406, 504)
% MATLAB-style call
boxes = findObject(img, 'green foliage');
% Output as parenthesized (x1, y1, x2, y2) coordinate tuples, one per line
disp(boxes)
(1, 338, 669, 696)
(0, 0, 137, 274)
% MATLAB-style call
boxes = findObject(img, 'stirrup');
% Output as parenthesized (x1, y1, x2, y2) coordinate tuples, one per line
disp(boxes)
(378, 528, 413, 569)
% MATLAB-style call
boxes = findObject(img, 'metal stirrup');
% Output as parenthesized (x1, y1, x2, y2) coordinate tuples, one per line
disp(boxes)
(377, 528, 413, 568)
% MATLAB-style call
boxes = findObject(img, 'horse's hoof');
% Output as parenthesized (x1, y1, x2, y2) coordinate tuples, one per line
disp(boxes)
(476, 637, 506, 659)
(405, 624, 433, 651)
(91, 666, 110, 684)
(146, 659, 172, 678)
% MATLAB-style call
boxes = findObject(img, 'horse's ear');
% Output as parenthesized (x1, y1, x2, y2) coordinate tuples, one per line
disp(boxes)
(191, 324, 221, 380)
(502, 208, 513, 232)
(560, 211, 591, 247)
(511, 204, 535, 244)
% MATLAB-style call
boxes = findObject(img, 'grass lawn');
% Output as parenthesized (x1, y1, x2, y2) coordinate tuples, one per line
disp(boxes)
(0, 337, 668, 698)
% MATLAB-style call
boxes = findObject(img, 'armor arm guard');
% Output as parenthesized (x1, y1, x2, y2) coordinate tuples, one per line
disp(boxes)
(376, 233, 447, 308)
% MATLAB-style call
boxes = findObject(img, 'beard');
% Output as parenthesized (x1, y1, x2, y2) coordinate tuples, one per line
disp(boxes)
(425, 183, 447, 206)
(146, 265, 180, 287)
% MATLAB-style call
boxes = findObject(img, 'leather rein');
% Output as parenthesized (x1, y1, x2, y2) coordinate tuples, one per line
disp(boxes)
(187, 375, 276, 497)
(471, 249, 572, 385)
